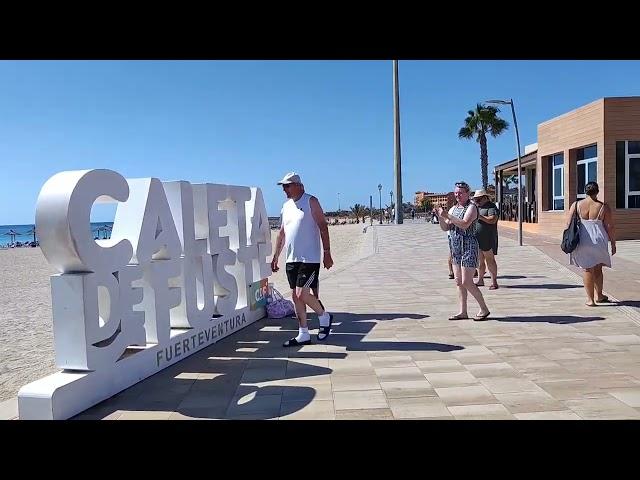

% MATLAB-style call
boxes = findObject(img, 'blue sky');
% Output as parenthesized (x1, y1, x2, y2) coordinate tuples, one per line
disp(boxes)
(1, 60, 639, 224)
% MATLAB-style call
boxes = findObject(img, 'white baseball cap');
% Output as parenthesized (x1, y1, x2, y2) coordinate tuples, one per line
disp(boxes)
(277, 172, 302, 185)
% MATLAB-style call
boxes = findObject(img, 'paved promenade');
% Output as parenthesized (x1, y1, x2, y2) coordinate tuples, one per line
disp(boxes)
(500, 225, 640, 313)
(4, 222, 640, 420)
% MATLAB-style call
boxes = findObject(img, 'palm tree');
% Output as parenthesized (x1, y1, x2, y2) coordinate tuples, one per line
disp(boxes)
(418, 198, 432, 213)
(503, 174, 518, 192)
(458, 104, 509, 189)
(351, 204, 366, 224)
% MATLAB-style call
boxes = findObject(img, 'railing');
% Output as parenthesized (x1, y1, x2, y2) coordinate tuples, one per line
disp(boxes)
(498, 201, 537, 223)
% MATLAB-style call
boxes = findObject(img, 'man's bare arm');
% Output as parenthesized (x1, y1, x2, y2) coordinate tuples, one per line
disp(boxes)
(270, 225, 285, 271)
(273, 225, 285, 258)
(310, 196, 330, 251)
(310, 196, 333, 269)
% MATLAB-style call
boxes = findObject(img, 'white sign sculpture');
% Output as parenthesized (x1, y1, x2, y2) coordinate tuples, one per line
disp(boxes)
(17, 169, 272, 420)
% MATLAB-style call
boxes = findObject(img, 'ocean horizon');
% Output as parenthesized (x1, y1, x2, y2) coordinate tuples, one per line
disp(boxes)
(2, 217, 285, 247)
(0, 222, 114, 247)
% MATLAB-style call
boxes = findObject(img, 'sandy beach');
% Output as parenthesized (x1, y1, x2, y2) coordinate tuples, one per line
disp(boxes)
(0, 223, 371, 402)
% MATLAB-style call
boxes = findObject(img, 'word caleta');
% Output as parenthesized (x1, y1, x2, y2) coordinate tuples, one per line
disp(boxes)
(36, 169, 273, 372)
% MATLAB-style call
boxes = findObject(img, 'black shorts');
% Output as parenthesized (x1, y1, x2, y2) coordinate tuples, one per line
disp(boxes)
(286, 262, 320, 290)
(477, 233, 498, 255)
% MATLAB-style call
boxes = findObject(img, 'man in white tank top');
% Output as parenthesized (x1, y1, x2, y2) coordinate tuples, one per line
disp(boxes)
(271, 172, 334, 346)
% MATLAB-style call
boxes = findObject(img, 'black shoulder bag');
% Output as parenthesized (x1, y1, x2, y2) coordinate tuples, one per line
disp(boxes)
(561, 201, 581, 254)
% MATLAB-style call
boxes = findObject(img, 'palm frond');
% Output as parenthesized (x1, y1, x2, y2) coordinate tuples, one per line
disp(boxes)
(458, 126, 473, 139)
(489, 118, 509, 137)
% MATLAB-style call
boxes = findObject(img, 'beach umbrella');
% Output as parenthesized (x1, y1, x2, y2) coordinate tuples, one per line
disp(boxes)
(1, 231, 12, 245)
(3, 229, 22, 244)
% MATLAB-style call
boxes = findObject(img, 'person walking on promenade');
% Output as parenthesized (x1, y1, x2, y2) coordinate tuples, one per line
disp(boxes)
(447, 250, 454, 279)
(565, 181, 616, 306)
(472, 189, 499, 289)
(436, 181, 490, 320)
(271, 172, 334, 346)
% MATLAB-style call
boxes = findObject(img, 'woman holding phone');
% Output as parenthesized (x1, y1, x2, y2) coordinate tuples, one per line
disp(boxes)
(436, 181, 490, 320)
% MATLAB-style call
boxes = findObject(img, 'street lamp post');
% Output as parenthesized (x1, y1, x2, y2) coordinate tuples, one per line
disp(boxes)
(370, 195, 373, 226)
(393, 60, 403, 225)
(485, 98, 523, 246)
(337, 192, 340, 214)
(378, 184, 382, 224)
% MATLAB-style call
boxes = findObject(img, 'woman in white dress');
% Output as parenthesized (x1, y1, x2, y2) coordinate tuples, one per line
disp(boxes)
(565, 182, 617, 306)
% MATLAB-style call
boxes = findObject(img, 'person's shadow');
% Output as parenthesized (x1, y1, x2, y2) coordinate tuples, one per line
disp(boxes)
(487, 315, 605, 324)
(288, 312, 464, 353)
(604, 300, 640, 309)
(503, 283, 583, 290)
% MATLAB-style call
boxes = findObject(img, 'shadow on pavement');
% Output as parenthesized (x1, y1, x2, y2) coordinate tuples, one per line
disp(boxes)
(488, 315, 604, 324)
(73, 311, 462, 420)
(503, 283, 582, 290)
(497, 275, 545, 280)
(610, 300, 640, 309)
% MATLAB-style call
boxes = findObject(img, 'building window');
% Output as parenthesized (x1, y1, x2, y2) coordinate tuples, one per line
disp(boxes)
(551, 153, 564, 210)
(616, 141, 640, 208)
(576, 144, 597, 199)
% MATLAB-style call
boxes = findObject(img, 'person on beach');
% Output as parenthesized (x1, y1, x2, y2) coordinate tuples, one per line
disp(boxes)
(271, 172, 334, 346)
(436, 181, 490, 320)
(471, 189, 499, 289)
(565, 181, 617, 306)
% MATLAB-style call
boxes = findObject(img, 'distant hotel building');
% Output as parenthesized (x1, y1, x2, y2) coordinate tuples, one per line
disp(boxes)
(414, 191, 455, 210)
